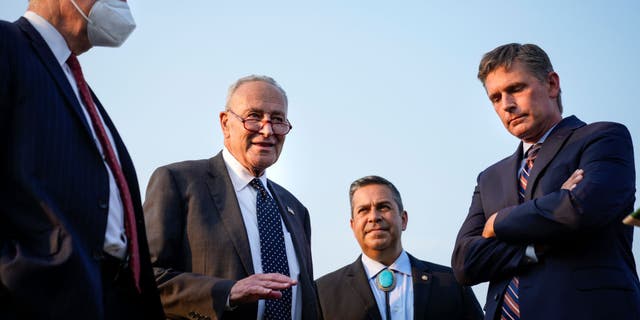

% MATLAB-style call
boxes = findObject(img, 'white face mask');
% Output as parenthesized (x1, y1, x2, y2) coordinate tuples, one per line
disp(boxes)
(70, 0, 136, 47)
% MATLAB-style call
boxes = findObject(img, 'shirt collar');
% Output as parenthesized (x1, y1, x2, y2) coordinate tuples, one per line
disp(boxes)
(361, 250, 412, 279)
(522, 121, 559, 156)
(23, 11, 72, 67)
(222, 147, 269, 192)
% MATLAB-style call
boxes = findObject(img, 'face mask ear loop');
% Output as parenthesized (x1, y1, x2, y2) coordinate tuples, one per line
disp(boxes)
(69, 0, 93, 24)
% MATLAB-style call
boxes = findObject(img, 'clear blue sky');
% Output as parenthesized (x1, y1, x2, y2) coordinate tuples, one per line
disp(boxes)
(3, 0, 639, 305)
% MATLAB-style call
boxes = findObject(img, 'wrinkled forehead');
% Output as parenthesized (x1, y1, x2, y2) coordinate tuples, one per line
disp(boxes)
(352, 184, 395, 206)
(229, 81, 287, 114)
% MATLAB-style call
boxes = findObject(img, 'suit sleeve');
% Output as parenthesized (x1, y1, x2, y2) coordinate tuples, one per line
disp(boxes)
(0, 23, 9, 152)
(494, 123, 636, 243)
(451, 180, 528, 285)
(144, 166, 235, 320)
(460, 285, 484, 320)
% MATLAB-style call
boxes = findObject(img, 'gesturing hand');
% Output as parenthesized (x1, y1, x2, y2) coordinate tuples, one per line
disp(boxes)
(229, 273, 297, 306)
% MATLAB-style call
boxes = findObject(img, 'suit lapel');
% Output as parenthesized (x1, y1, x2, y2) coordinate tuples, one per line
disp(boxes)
(500, 145, 524, 207)
(409, 254, 431, 320)
(16, 18, 93, 139)
(525, 116, 585, 200)
(347, 258, 383, 320)
(206, 154, 255, 275)
(267, 181, 308, 269)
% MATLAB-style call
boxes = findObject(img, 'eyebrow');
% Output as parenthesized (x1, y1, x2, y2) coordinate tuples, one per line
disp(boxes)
(245, 107, 286, 116)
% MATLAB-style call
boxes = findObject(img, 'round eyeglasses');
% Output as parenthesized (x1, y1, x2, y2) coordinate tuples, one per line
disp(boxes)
(227, 109, 293, 135)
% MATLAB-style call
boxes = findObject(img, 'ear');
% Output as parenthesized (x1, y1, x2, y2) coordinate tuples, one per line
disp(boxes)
(546, 71, 561, 99)
(401, 210, 408, 231)
(350, 218, 355, 232)
(220, 111, 230, 138)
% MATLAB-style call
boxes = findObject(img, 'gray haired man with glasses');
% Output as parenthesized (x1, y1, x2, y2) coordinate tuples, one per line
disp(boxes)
(143, 75, 319, 320)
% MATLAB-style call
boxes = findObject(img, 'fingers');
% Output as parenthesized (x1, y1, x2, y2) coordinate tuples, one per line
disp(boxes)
(561, 169, 584, 191)
(229, 273, 297, 306)
(482, 213, 497, 238)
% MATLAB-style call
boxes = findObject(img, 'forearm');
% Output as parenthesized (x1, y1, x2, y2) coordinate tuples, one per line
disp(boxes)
(155, 268, 235, 319)
(496, 125, 635, 242)
(452, 234, 527, 285)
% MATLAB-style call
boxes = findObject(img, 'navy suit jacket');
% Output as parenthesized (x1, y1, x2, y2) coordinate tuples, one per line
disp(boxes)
(143, 152, 319, 320)
(0, 18, 163, 319)
(316, 253, 483, 320)
(452, 116, 640, 319)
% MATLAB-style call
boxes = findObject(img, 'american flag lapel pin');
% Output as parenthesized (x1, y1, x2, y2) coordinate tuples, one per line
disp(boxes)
(287, 206, 295, 215)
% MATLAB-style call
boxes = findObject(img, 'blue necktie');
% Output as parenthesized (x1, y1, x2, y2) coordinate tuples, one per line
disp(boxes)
(250, 178, 291, 320)
(502, 143, 542, 320)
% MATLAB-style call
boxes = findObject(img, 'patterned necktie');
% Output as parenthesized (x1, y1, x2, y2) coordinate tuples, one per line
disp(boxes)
(502, 143, 542, 320)
(250, 178, 292, 320)
(518, 143, 542, 201)
(66, 55, 141, 292)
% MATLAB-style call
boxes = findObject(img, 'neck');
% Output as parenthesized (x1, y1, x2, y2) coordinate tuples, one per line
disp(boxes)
(249, 168, 265, 177)
(366, 247, 402, 266)
(30, 0, 91, 55)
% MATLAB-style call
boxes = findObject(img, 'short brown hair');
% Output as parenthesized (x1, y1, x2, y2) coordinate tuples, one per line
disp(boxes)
(478, 43, 562, 112)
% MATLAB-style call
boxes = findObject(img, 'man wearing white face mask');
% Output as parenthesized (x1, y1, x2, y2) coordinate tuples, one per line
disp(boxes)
(0, 0, 164, 319)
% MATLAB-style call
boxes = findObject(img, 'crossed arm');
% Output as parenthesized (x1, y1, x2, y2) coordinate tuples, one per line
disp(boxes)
(452, 123, 636, 285)
(481, 169, 584, 238)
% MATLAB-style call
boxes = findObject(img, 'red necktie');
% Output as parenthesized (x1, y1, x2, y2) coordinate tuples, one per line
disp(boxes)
(66, 54, 141, 292)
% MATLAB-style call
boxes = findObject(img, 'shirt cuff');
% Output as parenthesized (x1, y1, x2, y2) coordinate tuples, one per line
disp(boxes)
(525, 244, 539, 263)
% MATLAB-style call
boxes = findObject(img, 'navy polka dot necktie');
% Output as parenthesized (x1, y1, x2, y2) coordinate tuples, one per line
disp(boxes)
(250, 178, 292, 320)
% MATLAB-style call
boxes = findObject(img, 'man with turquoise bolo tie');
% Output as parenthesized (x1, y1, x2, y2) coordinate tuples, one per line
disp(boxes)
(316, 175, 483, 319)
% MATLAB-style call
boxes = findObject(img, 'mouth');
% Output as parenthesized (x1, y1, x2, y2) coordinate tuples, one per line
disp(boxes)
(252, 141, 275, 148)
(508, 114, 526, 126)
(366, 227, 389, 235)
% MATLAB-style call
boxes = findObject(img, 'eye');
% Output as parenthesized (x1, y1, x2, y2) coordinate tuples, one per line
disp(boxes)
(271, 116, 287, 124)
(490, 94, 501, 104)
(506, 83, 526, 94)
(245, 112, 262, 121)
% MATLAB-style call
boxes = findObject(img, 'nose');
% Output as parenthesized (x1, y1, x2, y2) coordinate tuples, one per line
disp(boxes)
(366, 209, 383, 223)
(500, 94, 517, 113)
(258, 120, 274, 137)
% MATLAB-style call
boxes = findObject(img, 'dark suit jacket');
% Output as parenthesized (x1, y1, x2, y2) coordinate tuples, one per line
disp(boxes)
(0, 18, 164, 319)
(143, 152, 318, 320)
(316, 253, 483, 320)
(452, 116, 640, 320)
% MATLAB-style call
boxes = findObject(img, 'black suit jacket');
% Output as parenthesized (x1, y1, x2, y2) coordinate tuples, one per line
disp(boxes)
(0, 18, 163, 319)
(452, 116, 640, 319)
(316, 253, 483, 320)
(143, 152, 319, 320)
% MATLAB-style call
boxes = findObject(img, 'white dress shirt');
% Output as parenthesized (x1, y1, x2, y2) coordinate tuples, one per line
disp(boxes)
(361, 250, 413, 320)
(23, 11, 128, 259)
(222, 148, 302, 320)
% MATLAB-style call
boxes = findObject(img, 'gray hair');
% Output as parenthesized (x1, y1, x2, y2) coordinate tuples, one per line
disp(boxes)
(225, 74, 288, 110)
(477, 43, 562, 113)
(349, 175, 404, 216)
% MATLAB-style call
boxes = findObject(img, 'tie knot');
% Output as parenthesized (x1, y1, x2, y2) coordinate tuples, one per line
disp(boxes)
(526, 143, 542, 162)
(250, 178, 268, 196)
(66, 54, 80, 71)
(66, 54, 86, 87)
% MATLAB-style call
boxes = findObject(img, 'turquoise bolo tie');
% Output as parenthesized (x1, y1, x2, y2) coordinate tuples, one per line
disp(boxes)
(376, 268, 396, 320)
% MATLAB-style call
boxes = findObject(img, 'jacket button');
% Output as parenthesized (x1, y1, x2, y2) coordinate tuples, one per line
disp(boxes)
(98, 201, 108, 209)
